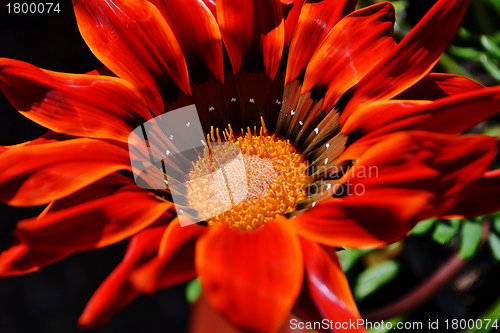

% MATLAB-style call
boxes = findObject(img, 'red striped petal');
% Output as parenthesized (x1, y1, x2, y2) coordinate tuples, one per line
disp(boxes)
(341, 0, 469, 122)
(216, 0, 284, 79)
(196, 220, 303, 332)
(291, 132, 497, 247)
(78, 226, 166, 328)
(395, 73, 484, 100)
(149, 0, 224, 84)
(301, 239, 364, 332)
(342, 85, 500, 140)
(302, 2, 395, 111)
(130, 218, 204, 294)
(0, 58, 151, 142)
(286, 0, 358, 83)
(0, 138, 131, 206)
(446, 169, 500, 217)
(16, 188, 171, 251)
(74, 0, 190, 115)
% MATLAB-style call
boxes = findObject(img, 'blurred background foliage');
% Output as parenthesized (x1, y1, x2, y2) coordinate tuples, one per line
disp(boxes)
(0, 0, 500, 332)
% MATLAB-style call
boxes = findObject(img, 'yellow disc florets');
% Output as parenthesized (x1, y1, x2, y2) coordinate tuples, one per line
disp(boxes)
(187, 119, 307, 230)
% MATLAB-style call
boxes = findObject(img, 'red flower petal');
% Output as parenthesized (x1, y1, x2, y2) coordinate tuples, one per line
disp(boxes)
(148, 0, 224, 83)
(291, 189, 431, 248)
(74, 0, 190, 114)
(78, 226, 166, 328)
(0, 138, 131, 206)
(341, 0, 469, 121)
(446, 169, 500, 217)
(291, 132, 497, 247)
(302, 2, 396, 112)
(0, 58, 151, 142)
(285, 0, 357, 83)
(216, 0, 284, 79)
(16, 188, 171, 251)
(342, 85, 500, 140)
(130, 218, 205, 294)
(300, 239, 364, 333)
(395, 73, 484, 100)
(196, 220, 303, 332)
(0, 243, 70, 276)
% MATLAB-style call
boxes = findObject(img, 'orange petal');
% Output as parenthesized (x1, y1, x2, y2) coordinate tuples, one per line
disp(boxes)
(78, 226, 166, 328)
(286, 0, 357, 83)
(282, 0, 302, 47)
(300, 239, 365, 332)
(395, 73, 484, 100)
(0, 138, 131, 206)
(342, 85, 500, 140)
(74, 0, 190, 114)
(446, 169, 500, 217)
(149, 0, 224, 83)
(292, 132, 497, 247)
(16, 188, 171, 251)
(302, 2, 396, 111)
(290, 189, 431, 248)
(340, 0, 469, 121)
(196, 220, 303, 332)
(130, 218, 205, 294)
(216, 0, 284, 79)
(0, 58, 151, 142)
(0, 243, 70, 276)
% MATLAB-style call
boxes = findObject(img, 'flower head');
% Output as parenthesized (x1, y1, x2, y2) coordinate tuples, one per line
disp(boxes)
(1, 0, 500, 332)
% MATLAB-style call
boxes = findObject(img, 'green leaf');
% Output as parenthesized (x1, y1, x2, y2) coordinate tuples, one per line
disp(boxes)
(410, 218, 437, 235)
(354, 260, 400, 301)
(492, 215, 500, 234)
(459, 221, 483, 259)
(481, 35, 500, 60)
(432, 219, 460, 244)
(488, 232, 500, 261)
(456, 26, 478, 42)
(186, 278, 201, 304)
(479, 53, 500, 81)
(339, 248, 369, 273)
(448, 45, 482, 60)
(462, 296, 500, 333)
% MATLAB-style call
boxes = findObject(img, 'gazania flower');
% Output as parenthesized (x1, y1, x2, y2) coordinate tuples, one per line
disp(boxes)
(1, 0, 500, 331)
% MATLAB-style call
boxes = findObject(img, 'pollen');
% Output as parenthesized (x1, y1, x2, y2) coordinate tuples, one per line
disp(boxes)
(187, 118, 307, 230)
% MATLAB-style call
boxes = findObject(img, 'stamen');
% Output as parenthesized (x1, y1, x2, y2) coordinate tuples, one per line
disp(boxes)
(187, 120, 307, 230)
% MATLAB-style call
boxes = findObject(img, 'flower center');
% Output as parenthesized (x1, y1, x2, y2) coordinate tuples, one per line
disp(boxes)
(187, 120, 307, 230)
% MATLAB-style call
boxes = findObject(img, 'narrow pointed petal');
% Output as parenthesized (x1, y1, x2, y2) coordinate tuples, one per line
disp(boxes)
(0, 58, 151, 142)
(74, 0, 190, 114)
(286, 0, 358, 83)
(217, 0, 284, 79)
(302, 2, 395, 111)
(130, 218, 205, 294)
(0, 139, 131, 206)
(196, 220, 303, 332)
(0, 243, 70, 276)
(446, 169, 500, 217)
(16, 188, 171, 251)
(291, 132, 497, 248)
(148, 0, 224, 83)
(301, 239, 365, 332)
(341, 0, 470, 122)
(395, 73, 484, 100)
(78, 226, 166, 328)
(342, 85, 500, 140)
